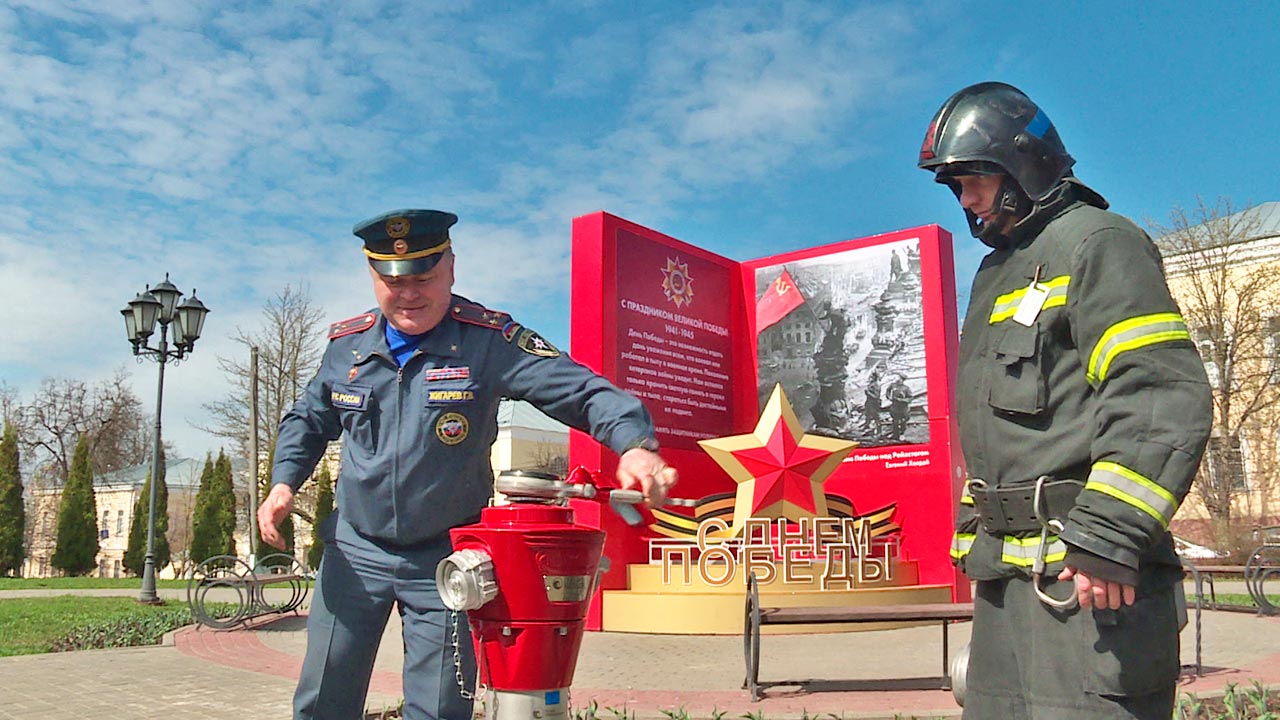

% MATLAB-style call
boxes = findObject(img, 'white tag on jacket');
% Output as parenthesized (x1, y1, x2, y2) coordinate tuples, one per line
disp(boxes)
(1012, 282, 1049, 326)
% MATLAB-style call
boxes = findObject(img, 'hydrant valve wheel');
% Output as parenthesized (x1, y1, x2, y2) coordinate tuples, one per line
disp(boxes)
(436, 548, 498, 611)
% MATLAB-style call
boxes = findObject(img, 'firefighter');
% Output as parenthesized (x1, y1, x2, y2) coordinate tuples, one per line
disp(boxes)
(919, 82, 1211, 718)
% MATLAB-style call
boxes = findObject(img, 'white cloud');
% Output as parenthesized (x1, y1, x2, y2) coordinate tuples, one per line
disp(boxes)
(0, 1, 936, 461)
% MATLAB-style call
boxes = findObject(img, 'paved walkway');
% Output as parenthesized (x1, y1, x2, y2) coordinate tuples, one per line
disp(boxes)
(1, 586, 1278, 719)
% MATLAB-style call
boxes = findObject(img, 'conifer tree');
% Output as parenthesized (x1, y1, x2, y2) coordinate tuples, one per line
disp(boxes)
(213, 450, 237, 557)
(124, 446, 170, 576)
(51, 435, 99, 576)
(307, 463, 333, 570)
(0, 423, 25, 576)
(188, 453, 221, 564)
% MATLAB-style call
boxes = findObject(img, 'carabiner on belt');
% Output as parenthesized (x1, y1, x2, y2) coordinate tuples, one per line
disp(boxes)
(1031, 475, 1079, 611)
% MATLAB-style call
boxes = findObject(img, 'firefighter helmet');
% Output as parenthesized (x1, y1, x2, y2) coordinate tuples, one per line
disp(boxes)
(918, 81, 1074, 201)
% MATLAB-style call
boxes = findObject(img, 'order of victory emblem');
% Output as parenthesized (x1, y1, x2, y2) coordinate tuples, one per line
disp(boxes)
(662, 257, 694, 308)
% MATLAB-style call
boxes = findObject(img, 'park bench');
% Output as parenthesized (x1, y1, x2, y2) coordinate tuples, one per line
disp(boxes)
(1183, 526, 1280, 616)
(742, 573, 974, 701)
(186, 553, 311, 629)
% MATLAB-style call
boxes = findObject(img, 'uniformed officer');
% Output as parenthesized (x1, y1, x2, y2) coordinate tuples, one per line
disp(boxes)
(919, 83, 1211, 718)
(256, 208, 678, 720)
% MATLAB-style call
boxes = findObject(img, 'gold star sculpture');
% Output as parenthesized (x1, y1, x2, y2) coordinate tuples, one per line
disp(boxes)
(698, 384, 857, 537)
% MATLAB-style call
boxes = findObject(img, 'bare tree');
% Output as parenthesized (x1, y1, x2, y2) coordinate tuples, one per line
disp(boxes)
(0, 382, 20, 428)
(166, 488, 198, 578)
(1151, 197, 1280, 548)
(199, 285, 326, 539)
(16, 369, 152, 487)
(198, 284, 326, 461)
(528, 443, 571, 478)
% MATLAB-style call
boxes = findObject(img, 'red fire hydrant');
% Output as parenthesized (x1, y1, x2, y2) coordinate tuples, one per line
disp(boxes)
(435, 471, 607, 720)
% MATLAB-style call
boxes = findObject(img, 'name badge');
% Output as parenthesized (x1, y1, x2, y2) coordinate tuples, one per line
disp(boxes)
(1012, 283, 1049, 326)
(425, 380, 478, 406)
(1012, 265, 1048, 326)
(331, 383, 371, 411)
(427, 388, 476, 404)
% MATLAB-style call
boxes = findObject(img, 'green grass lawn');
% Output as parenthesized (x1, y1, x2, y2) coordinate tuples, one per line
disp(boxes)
(0, 576, 188, 591)
(0, 595, 193, 656)
(1196, 592, 1280, 608)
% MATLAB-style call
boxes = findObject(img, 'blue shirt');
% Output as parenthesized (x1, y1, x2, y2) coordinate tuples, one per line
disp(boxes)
(384, 322, 428, 367)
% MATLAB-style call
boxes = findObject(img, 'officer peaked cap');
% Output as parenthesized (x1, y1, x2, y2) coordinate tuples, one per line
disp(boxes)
(354, 209, 458, 277)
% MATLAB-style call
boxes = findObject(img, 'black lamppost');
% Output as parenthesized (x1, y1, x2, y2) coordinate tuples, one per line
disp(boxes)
(121, 274, 210, 604)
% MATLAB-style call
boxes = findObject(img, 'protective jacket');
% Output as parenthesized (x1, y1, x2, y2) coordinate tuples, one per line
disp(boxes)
(272, 295, 657, 546)
(950, 200, 1212, 585)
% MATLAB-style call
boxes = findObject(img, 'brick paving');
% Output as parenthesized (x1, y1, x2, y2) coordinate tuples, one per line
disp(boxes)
(1, 587, 1278, 719)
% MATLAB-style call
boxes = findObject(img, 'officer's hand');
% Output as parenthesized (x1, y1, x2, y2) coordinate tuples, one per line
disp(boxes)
(257, 483, 295, 550)
(617, 448, 678, 509)
(1058, 565, 1136, 610)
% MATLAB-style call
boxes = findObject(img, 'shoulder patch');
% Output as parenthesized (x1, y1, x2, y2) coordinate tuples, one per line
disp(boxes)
(516, 328, 560, 358)
(328, 313, 376, 340)
(451, 301, 512, 330)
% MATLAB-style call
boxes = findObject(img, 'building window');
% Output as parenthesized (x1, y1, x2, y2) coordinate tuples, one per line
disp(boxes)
(1266, 316, 1280, 385)
(1192, 326, 1220, 388)
(117, 509, 124, 536)
(101, 510, 110, 538)
(1204, 433, 1248, 493)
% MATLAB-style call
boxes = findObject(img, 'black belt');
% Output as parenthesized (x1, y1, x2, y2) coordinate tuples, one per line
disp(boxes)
(969, 476, 1083, 534)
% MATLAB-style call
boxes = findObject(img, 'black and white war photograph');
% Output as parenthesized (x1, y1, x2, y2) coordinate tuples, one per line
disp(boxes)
(755, 237, 928, 448)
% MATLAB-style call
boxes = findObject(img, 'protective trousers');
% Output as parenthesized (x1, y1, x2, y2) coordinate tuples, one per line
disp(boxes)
(294, 515, 477, 720)
(964, 573, 1180, 720)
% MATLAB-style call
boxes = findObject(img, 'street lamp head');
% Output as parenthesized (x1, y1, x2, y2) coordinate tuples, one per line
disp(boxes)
(120, 304, 140, 345)
(128, 291, 162, 340)
(150, 274, 183, 323)
(175, 291, 210, 348)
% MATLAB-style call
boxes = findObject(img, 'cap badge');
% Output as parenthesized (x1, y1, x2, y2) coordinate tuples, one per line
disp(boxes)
(386, 216, 411, 239)
(393, 239, 409, 255)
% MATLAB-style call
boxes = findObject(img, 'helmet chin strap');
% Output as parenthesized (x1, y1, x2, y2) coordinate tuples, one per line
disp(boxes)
(960, 176, 1030, 249)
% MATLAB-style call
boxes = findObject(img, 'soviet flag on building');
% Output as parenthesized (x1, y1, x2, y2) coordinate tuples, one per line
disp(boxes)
(755, 268, 805, 334)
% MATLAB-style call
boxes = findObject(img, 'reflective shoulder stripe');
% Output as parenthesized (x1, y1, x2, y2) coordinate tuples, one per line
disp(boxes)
(989, 275, 1070, 324)
(960, 480, 974, 506)
(951, 532, 975, 560)
(1000, 534, 1066, 567)
(1086, 461, 1178, 528)
(1086, 312, 1190, 385)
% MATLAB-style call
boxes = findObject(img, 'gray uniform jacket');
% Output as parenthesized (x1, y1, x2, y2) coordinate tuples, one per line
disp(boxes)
(951, 202, 1212, 583)
(272, 295, 657, 546)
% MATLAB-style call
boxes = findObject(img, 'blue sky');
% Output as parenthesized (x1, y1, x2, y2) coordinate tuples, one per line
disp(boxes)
(1, 1, 1276, 460)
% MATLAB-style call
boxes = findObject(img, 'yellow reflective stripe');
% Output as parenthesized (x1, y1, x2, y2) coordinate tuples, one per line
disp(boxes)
(950, 532, 975, 560)
(960, 480, 974, 506)
(1000, 534, 1066, 566)
(989, 276, 1070, 324)
(1087, 461, 1178, 528)
(1086, 313, 1190, 385)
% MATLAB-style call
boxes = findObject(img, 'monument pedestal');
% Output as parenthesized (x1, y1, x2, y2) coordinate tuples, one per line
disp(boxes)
(601, 558, 952, 634)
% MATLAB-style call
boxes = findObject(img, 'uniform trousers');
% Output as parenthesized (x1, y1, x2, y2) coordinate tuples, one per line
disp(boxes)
(964, 572, 1181, 720)
(294, 515, 478, 720)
